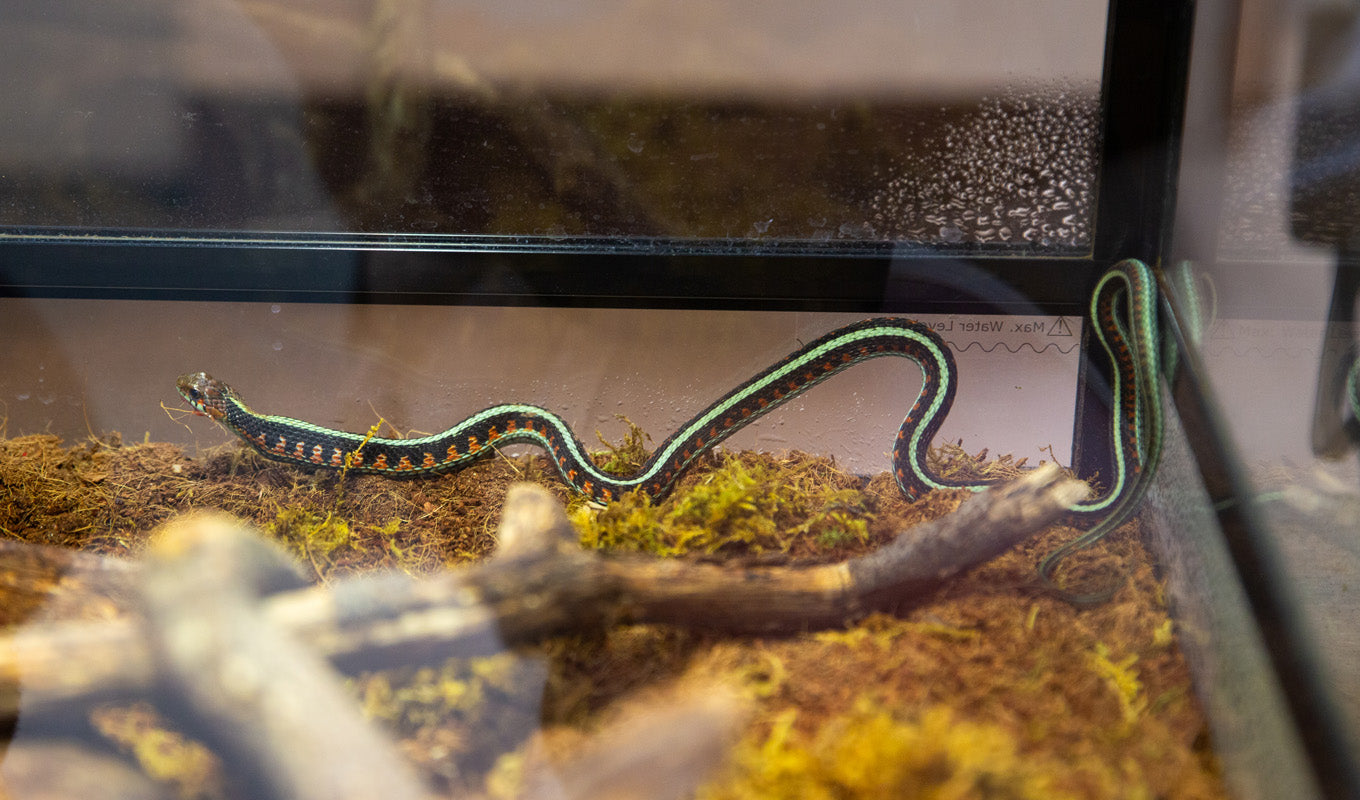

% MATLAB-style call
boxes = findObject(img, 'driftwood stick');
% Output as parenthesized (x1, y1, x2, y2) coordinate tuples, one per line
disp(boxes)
(1, 465, 1084, 718)
(616, 462, 1089, 631)
(0, 539, 142, 623)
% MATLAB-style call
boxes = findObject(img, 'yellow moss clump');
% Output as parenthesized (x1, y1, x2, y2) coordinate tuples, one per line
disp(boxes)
(89, 703, 223, 800)
(701, 699, 1071, 800)
(589, 415, 653, 476)
(263, 510, 422, 577)
(812, 611, 974, 651)
(351, 652, 545, 780)
(267, 509, 353, 574)
(483, 749, 529, 800)
(1089, 642, 1147, 727)
(355, 652, 531, 733)
(572, 452, 870, 557)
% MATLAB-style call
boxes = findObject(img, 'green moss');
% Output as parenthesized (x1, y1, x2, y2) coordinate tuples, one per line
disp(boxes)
(90, 703, 223, 800)
(352, 653, 543, 778)
(590, 416, 653, 476)
(1152, 619, 1175, 648)
(813, 612, 912, 651)
(572, 451, 871, 557)
(484, 750, 528, 800)
(267, 508, 353, 567)
(734, 651, 791, 699)
(1089, 642, 1146, 727)
(701, 699, 1072, 800)
(355, 652, 528, 732)
(263, 508, 440, 577)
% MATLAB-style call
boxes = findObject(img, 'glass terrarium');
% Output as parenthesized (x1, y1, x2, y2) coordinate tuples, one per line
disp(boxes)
(0, 1, 1354, 799)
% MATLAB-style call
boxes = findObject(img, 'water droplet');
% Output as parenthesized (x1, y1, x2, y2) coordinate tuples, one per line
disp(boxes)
(868, 86, 1096, 249)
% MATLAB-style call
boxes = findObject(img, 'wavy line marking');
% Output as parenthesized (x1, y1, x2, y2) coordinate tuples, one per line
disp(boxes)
(945, 340, 1081, 355)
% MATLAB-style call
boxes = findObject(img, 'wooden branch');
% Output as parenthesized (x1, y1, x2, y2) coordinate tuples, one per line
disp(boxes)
(138, 514, 433, 800)
(1, 464, 1085, 721)
(0, 539, 141, 625)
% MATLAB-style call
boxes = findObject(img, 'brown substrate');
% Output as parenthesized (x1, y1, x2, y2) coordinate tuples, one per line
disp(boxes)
(0, 432, 1225, 799)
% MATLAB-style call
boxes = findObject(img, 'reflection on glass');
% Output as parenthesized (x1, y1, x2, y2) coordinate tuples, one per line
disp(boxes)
(0, 1, 1106, 249)
(1170, 0, 1360, 793)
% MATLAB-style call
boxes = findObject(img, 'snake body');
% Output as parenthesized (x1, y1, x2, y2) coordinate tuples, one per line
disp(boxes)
(177, 317, 958, 503)
(178, 260, 1161, 554)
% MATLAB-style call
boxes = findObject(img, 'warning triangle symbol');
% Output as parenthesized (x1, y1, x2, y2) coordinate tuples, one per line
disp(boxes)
(1047, 317, 1076, 337)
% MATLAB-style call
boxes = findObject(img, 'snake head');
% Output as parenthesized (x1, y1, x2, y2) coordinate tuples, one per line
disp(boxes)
(176, 372, 231, 421)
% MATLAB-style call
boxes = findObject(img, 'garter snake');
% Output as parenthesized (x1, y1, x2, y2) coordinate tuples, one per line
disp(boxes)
(178, 259, 1162, 586)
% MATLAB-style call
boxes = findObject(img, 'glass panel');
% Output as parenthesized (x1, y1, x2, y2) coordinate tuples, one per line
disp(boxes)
(1144, 390, 1317, 800)
(1169, 0, 1360, 793)
(0, 1, 1106, 251)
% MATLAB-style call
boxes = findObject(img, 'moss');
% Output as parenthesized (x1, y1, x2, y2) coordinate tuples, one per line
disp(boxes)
(352, 652, 544, 780)
(733, 650, 791, 700)
(812, 612, 950, 651)
(89, 703, 224, 800)
(263, 507, 453, 578)
(573, 451, 870, 557)
(1089, 642, 1147, 727)
(1152, 618, 1175, 648)
(483, 749, 528, 800)
(701, 699, 1071, 800)
(590, 415, 653, 476)
(266, 508, 354, 576)
(355, 652, 528, 733)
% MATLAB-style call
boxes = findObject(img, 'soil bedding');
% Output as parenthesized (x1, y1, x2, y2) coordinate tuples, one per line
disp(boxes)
(0, 430, 1225, 799)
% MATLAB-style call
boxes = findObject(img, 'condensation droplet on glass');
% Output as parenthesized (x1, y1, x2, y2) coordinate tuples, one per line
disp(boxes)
(869, 87, 1096, 249)
(272, 342, 283, 351)
(271, 304, 281, 314)
(626, 134, 644, 154)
